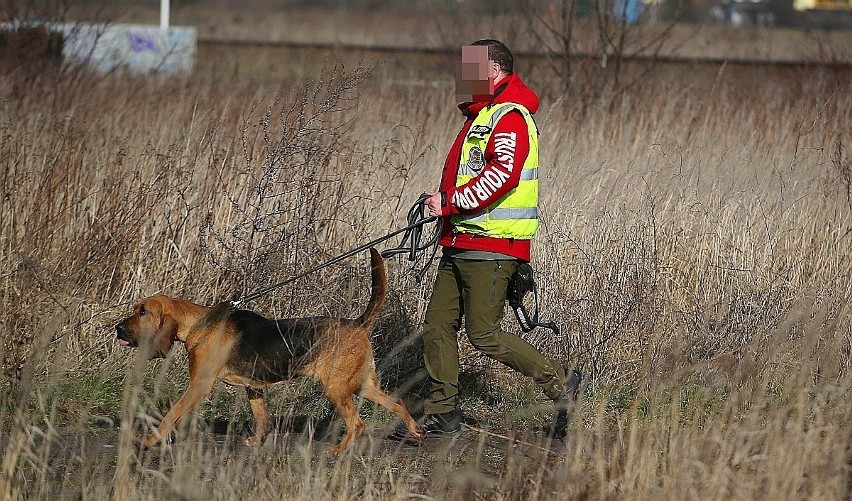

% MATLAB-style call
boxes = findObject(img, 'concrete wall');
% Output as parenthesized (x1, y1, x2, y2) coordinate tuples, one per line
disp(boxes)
(60, 23, 196, 74)
(0, 21, 196, 74)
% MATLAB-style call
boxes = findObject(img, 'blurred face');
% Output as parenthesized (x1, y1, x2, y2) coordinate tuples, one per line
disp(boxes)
(455, 45, 500, 103)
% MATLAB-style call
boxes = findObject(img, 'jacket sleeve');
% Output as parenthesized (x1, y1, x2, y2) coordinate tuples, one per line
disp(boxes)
(443, 110, 530, 215)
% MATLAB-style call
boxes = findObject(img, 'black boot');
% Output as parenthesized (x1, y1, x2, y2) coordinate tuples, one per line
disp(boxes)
(388, 409, 461, 445)
(550, 369, 582, 439)
(418, 409, 462, 435)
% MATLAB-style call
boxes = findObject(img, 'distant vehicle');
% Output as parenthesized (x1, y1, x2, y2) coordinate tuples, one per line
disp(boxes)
(796, 0, 852, 29)
(613, 0, 647, 23)
(711, 0, 777, 26)
(794, 0, 851, 9)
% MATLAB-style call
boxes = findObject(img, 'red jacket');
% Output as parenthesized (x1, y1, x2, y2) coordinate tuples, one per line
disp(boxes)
(437, 72, 540, 262)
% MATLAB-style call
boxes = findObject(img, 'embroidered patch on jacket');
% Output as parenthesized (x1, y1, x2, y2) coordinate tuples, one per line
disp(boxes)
(466, 146, 486, 173)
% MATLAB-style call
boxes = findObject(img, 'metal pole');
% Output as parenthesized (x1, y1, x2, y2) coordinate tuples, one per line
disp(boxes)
(160, 0, 170, 30)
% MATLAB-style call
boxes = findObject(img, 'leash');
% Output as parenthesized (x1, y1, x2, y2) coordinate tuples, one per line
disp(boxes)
(231, 194, 439, 307)
(461, 422, 563, 455)
(379, 193, 443, 282)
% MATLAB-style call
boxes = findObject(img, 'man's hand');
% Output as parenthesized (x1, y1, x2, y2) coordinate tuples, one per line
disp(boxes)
(424, 191, 446, 217)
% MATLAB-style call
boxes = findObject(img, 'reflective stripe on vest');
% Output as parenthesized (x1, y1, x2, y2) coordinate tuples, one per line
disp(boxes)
(461, 207, 539, 223)
(452, 102, 539, 239)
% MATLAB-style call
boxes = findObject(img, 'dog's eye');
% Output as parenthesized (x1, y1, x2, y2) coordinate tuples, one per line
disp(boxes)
(139, 305, 147, 315)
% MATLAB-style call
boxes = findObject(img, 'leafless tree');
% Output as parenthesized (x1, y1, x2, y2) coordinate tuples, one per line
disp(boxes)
(523, 0, 687, 99)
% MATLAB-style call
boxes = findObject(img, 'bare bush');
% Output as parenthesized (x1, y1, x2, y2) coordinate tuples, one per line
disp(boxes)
(521, 0, 686, 99)
(200, 64, 371, 310)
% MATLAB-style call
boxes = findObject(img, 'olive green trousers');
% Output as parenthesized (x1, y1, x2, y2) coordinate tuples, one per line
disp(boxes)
(422, 255, 565, 415)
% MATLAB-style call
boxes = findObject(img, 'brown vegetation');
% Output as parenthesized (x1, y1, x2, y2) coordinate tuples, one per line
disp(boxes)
(0, 26, 849, 501)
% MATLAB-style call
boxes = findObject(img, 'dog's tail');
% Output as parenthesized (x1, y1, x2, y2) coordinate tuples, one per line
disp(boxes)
(356, 248, 387, 329)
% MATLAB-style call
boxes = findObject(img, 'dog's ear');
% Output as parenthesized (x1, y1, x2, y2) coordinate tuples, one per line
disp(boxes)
(150, 315, 178, 359)
(143, 297, 178, 360)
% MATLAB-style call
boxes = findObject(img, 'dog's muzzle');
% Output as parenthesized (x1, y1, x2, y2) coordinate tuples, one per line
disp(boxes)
(115, 323, 135, 347)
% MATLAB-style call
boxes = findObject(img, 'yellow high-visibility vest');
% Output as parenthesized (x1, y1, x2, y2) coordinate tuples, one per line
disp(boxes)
(451, 102, 539, 239)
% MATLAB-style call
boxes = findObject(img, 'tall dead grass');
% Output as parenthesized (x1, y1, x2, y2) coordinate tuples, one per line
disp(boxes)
(0, 43, 849, 499)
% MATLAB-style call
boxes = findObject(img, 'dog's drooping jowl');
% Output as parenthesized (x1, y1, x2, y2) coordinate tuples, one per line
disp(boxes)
(115, 248, 422, 453)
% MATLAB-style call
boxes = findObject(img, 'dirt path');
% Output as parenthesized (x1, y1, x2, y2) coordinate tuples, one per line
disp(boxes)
(17, 418, 572, 492)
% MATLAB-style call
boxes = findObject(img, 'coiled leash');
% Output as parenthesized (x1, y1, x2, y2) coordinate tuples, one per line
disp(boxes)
(379, 193, 443, 283)
(507, 262, 560, 335)
(231, 194, 440, 307)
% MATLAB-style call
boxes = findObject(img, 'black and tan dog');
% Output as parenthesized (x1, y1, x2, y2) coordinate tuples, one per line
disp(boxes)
(115, 248, 422, 453)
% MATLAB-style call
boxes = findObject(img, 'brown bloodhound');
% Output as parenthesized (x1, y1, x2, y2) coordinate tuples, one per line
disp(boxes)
(115, 248, 422, 453)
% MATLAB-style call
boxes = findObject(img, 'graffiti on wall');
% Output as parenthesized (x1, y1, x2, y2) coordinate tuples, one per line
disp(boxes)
(60, 23, 196, 74)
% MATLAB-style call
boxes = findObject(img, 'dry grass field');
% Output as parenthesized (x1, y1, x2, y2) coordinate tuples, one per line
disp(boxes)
(1, 7, 851, 499)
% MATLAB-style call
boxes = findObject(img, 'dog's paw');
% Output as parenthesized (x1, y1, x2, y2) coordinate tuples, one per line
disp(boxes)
(401, 432, 425, 447)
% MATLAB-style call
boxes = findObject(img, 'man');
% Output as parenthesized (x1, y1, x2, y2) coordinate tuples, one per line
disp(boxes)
(392, 40, 581, 442)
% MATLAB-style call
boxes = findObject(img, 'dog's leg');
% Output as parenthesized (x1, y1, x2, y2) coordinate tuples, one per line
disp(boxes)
(141, 340, 232, 447)
(323, 387, 365, 454)
(359, 372, 423, 443)
(245, 387, 270, 446)
(141, 375, 217, 447)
